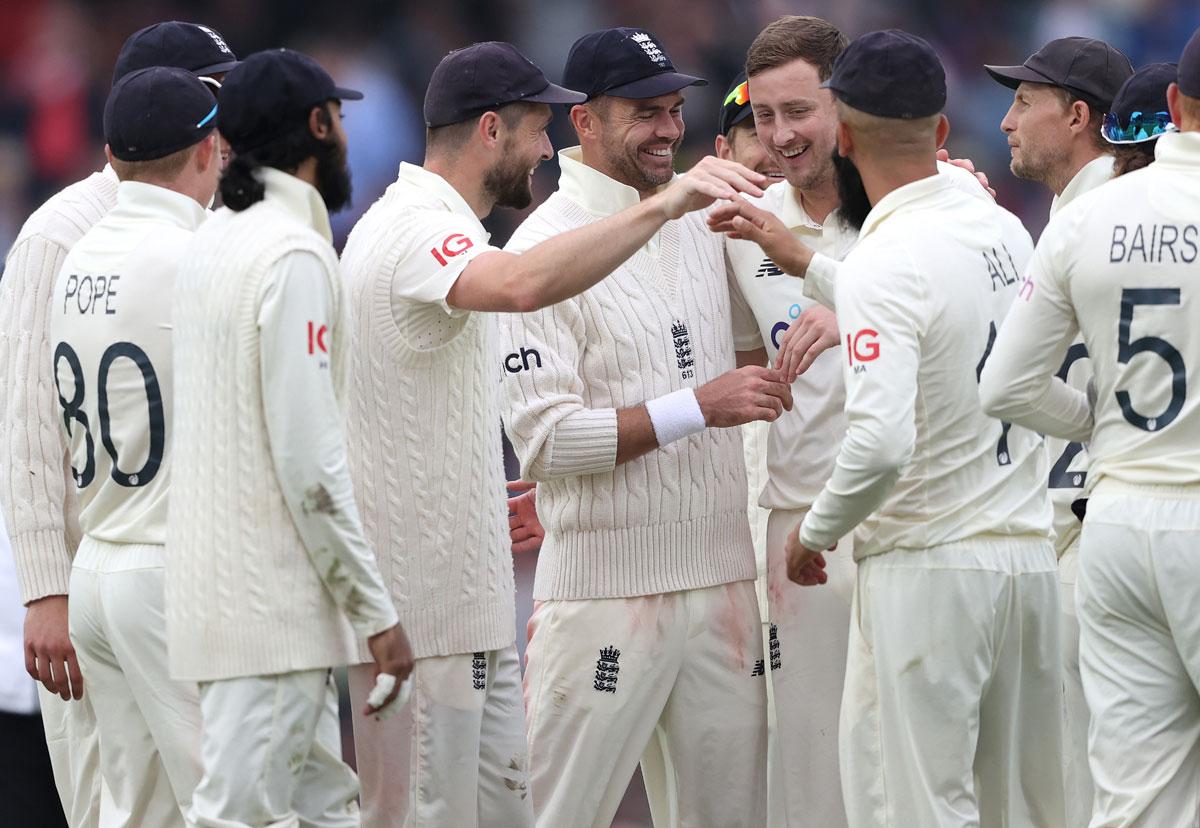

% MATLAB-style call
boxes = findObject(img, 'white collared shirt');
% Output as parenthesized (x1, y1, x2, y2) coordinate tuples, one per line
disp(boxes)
(1050, 154, 1114, 218)
(50, 181, 207, 544)
(981, 131, 1200, 493)
(799, 172, 1051, 557)
(558, 147, 671, 260)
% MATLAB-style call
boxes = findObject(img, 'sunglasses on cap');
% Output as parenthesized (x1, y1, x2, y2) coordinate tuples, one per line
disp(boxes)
(1102, 110, 1176, 144)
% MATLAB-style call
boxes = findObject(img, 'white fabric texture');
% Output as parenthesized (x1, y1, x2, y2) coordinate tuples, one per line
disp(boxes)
(188, 670, 359, 828)
(839, 539, 1062, 828)
(1077, 486, 1200, 828)
(168, 168, 395, 682)
(340, 162, 514, 660)
(0, 167, 117, 603)
(523, 580, 767, 828)
(1058, 541, 1093, 828)
(38, 685, 110, 827)
(69, 539, 202, 826)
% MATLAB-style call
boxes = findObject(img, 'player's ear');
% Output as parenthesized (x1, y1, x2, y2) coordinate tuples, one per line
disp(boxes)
(195, 132, 218, 172)
(1167, 82, 1183, 131)
(104, 144, 115, 167)
(308, 103, 334, 141)
(569, 104, 596, 142)
(477, 111, 502, 150)
(835, 120, 853, 157)
(715, 133, 732, 160)
(935, 114, 950, 150)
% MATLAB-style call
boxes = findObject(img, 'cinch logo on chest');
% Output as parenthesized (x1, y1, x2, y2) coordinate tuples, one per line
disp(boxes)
(503, 346, 542, 373)
(431, 233, 474, 266)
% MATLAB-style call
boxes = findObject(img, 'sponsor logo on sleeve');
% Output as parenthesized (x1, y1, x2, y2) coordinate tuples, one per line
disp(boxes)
(307, 321, 329, 355)
(846, 328, 879, 373)
(430, 233, 474, 266)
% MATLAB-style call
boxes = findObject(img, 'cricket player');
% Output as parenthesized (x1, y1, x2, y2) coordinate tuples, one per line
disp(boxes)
(49, 67, 219, 825)
(341, 40, 767, 828)
(0, 21, 236, 826)
(499, 28, 795, 827)
(980, 29, 1200, 827)
(724, 30, 1061, 827)
(167, 49, 411, 826)
(1103, 63, 1180, 176)
(986, 37, 1131, 824)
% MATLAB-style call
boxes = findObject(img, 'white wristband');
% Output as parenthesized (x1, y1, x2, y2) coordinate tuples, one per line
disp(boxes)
(646, 388, 707, 446)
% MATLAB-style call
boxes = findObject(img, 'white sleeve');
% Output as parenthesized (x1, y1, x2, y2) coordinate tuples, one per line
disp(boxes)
(803, 252, 840, 310)
(799, 249, 925, 551)
(726, 250, 764, 352)
(498, 301, 619, 481)
(391, 212, 499, 316)
(0, 233, 78, 603)
(258, 251, 399, 638)
(979, 215, 1093, 443)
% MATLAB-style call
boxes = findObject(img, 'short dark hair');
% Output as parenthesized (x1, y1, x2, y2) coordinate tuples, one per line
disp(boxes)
(110, 144, 195, 182)
(425, 100, 541, 153)
(1113, 143, 1154, 177)
(220, 103, 332, 211)
(745, 16, 848, 81)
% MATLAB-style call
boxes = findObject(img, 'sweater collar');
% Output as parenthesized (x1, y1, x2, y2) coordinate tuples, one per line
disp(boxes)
(1050, 155, 1113, 218)
(396, 162, 489, 238)
(114, 181, 207, 231)
(558, 146, 672, 217)
(258, 167, 333, 243)
(1153, 130, 1200, 168)
(858, 172, 948, 240)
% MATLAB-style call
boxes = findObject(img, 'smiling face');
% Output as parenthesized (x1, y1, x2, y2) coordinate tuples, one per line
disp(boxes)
(485, 102, 554, 210)
(587, 91, 685, 191)
(718, 121, 784, 182)
(749, 58, 838, 192)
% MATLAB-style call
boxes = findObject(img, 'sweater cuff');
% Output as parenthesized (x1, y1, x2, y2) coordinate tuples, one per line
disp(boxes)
(350, 600, 401, 642)
(11, 530, 74, 605)
(803, 253, 839, 310)
(798, 512, 837, 556)
(545, 408, 619, 477)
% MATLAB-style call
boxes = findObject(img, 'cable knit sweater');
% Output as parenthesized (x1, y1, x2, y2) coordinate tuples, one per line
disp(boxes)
(341, 163, 515, 660)
(0, 167, 118, 604)
(499, 148, 756, 601)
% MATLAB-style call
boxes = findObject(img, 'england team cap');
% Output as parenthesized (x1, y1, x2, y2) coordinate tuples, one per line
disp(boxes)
(821, 30, 947, 119)
(217, 49, 362, 155)
(104, 66, 218, 161)
(984, 37, 1132, 111)
(423, 42, 586, 128)
(563, 28, 707, 101)
(1179, 28, 1200, 97)
(718, 71, 753, 136)
(112, 21, 239, 85)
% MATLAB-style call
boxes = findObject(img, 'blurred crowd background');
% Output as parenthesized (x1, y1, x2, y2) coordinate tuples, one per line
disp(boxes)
(2, 0, 1199, 825)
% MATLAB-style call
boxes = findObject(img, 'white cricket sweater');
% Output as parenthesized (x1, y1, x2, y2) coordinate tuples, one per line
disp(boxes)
(0, 166, 118, 603)
(168, 169, 396, 681)
(341, 163, 515, 659)
(499, 148, 756, 601)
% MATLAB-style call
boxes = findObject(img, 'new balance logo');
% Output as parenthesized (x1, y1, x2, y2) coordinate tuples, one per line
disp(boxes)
(471, 652, 487, 690)
(755, 258, 784, 278)
(751, 660, 765, 677)
(672, 320, 694, 380)
(594, 646, 620, 693)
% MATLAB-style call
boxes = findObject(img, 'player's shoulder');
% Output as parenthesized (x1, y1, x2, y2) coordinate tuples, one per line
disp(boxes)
(12, 170, 118, 252)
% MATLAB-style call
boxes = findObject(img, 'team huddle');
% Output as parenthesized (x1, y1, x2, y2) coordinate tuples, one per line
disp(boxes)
(1, 11, 1198, 828)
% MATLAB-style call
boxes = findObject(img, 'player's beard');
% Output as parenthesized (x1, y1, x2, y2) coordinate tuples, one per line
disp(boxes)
(484, 151, 535, 210)
(832, 151, 871, 231)
(315, 137, 353, 213)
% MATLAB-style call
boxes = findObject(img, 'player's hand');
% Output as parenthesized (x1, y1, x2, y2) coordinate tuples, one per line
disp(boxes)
(364, 623, 415, 716)
(507, 480, 544, 555)
(656, 156, 767, 220)
(775, 305, 840, 382)
(24, 595, 84, 701)
(707, 198, 814, 276)
(937, 149, 996, 200)
(784, 524, 830, 587)
(695, 366, 793, 428)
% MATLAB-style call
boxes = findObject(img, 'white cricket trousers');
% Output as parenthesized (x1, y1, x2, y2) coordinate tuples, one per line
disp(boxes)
(347, 645, 533, 828)
(37, 683, 112, 826)
(188, 670, 360, 828)
(1078, 485, 1200, 828)
(840, 538, 1063, 828)
(1059, 540, 1093, 828)
(69, 538, 202, 826)
(764, 508, 853, 828)
(524, 579, 768, 828)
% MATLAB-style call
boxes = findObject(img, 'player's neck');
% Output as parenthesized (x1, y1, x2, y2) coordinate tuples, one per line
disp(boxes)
(423, 156, 495, 220)
(792, 178, 839, 225)
(856, 155, 938, 210)
(1049, 147, 1108, 197)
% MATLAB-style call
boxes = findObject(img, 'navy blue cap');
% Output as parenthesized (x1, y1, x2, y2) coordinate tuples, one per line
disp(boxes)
(718, 71, 752, 136)
(564, 28, 707, 101)
(217, 49, 362, 155)
(1180, 28, 1200, 98)
(822, 30, 946, 119)
(985, 37, 1132, 111)
(112, 22, 238, 85)
(424, 42, 586, 128)
(104, 66, 217, 161)
(1106, 63, 1178, 143)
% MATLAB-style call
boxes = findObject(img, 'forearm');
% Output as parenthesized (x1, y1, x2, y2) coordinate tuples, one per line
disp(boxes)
(0, 235, 76, 602)
(800, 444, 905, 551)
(980, 370, 1093, 443)
(616, 405, 659, 465)
(736, 347, 768, 369)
